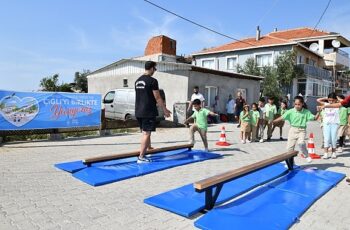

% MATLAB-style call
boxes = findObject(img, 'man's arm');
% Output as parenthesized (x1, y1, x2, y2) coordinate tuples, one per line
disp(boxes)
(153, 90, 171, 118)
(187, 101, 193, 112)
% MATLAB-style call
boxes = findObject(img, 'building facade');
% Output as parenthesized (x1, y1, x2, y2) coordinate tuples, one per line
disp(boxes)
(87, 35, 262, 121)
(192, 27, 350, 111)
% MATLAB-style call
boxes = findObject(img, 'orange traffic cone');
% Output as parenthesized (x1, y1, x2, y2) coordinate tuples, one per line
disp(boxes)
(308, 133, 321, 159)
(216, 126, 231, 146)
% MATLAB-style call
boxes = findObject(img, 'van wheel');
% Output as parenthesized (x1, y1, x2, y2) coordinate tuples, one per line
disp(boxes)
(125, 114, 132, 121)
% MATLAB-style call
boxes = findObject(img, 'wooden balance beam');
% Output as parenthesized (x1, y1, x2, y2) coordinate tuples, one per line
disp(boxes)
(82, 144, 194, 166)
(193, 150, 298, 210)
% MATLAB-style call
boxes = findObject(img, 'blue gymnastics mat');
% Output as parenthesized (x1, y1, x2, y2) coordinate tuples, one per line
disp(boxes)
(144, 163, 289, 217)
(55, 148, 221, 186)
(194, 168, 345, 230)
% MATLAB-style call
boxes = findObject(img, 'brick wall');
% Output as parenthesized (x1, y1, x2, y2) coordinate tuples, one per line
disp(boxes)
(145, 35, 176, 56)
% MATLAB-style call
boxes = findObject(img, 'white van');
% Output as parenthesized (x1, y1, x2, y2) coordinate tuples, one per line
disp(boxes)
(103, 88, 166, 121)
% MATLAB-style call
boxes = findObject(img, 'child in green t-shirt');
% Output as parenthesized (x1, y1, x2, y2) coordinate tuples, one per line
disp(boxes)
(240, 104, 251, 144)
(184, 99, 218, 151)
(250, 103, 260, 142)
(272, 101, 288, 140)
(273, 96, 320, 163)
(264, 97, 277, 141)
(337, 95, 350, 153)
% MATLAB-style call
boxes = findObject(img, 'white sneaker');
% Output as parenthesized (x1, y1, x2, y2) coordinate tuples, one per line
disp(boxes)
(322, 153, 329, 159)
(241, 140, 246, 144)
(247, 140, 251, 143)
(331, 152, 337, 159)
(337, 147, 343, 153)
(306, 157, 312, 163)
(204, 148, 209, 152)
(259, 139, 264, 143)
(137, 157, 152, 163)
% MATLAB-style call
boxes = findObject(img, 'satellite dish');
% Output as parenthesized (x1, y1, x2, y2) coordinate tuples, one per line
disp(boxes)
(332, 39, 341, 48)
(309, 43, 319, 51)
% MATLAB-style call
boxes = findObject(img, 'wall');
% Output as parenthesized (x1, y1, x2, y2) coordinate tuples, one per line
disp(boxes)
(193, 45, 294, 72)
(88, 70, 189, 121)
(187, 71, 261, 113)
(293, 46, 325, 67)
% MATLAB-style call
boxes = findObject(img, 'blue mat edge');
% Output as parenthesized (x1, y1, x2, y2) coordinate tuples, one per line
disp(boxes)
(73, 151, 222, 186)
(143, 163, 291, 218)
(193, 169, 346, 230)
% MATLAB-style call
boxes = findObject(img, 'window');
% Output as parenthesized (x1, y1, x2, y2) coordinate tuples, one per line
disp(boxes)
(103, 91, 115, 104)
(297, 55, 303, 64)
(256, 54, 273, 67)
(202, 59, 215, 69)
(309, 59, 316, 66)
(297, 79, 306, 96)
(227, 57, 237, 70)
(204, 86, 218, 107)
(123, 78, 128, 87)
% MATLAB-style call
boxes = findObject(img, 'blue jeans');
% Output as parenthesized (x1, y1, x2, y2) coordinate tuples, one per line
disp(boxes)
(323, 123, 339, 149)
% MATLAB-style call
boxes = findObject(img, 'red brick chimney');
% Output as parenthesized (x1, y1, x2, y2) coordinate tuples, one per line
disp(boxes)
(144, 35, 176, 56)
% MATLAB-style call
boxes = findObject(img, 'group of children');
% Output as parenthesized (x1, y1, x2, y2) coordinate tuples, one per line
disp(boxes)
(238, 97, 288, 144)
(185, 93, 350, 165)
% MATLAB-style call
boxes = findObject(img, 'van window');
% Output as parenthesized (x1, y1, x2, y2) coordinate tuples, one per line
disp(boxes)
(104, 91, 115, 104)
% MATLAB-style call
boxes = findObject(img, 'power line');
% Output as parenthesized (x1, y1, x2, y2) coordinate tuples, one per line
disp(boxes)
(310, 0, 332, 36)
(143, 0, 256, 47)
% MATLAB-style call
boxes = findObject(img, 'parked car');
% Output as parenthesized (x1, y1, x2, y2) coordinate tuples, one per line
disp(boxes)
(103, 88, 166, 121)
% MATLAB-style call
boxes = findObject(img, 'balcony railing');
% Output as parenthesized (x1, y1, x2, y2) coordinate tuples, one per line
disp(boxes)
(297, 64, 332, 80)
(325, 49, 349, 58)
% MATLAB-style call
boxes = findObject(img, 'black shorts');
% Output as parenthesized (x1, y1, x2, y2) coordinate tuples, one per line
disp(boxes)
(137, 117, 157, 132)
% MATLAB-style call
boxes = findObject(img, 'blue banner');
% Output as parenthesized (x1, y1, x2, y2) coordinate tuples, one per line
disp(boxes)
(0, 90, 101, 130)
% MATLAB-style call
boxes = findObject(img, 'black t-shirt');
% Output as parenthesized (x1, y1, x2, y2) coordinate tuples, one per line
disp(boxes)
(135, 75, 159, 118)
(235, 97, 245, 110)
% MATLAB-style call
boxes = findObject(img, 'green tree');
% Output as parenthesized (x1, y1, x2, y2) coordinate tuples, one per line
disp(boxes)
(260, 66, 282, 99)
(275, 51, 304, 94)
(39, 74, 74, 92)
(39, 74, 59, 91)
(242, 57, 260, 76)
(74, 70, 90, 93)
(58, 83, 74, 92)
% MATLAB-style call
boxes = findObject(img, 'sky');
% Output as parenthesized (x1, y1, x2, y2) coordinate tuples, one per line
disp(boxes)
(1, 0, 350, 92)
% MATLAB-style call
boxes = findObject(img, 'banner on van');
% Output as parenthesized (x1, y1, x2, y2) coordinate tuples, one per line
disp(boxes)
(0, 90, 101, 130)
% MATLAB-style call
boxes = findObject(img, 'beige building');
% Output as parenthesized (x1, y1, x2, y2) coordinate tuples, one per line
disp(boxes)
(87, 35, 262, 121)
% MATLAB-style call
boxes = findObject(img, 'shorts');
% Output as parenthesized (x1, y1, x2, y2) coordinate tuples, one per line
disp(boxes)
(338, 125, 348, 137)
(137, 117, 156, 132)
(241, 121, 251, 133)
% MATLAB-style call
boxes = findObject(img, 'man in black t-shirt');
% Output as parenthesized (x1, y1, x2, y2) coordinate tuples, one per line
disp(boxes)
(135, 61, 171, 163)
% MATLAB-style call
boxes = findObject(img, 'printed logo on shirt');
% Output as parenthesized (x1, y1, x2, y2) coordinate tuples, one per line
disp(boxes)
(135, 81, 146, 89)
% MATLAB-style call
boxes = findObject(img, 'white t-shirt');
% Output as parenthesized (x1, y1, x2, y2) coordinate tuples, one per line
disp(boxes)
(191, 93, 205, 102)
(226, 99, 235, 114)
(323, 103, 339, 124)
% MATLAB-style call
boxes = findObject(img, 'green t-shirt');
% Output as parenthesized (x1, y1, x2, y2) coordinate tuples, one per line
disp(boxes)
(240, 111, 251, 122)
(191, 108, 210, 130)
(265, 104, 277, 121)
(282, 108, 315, 128)
(339, 107, 350, 126)
(278, 108, 287, 116)
(250, 110, 260, 125)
